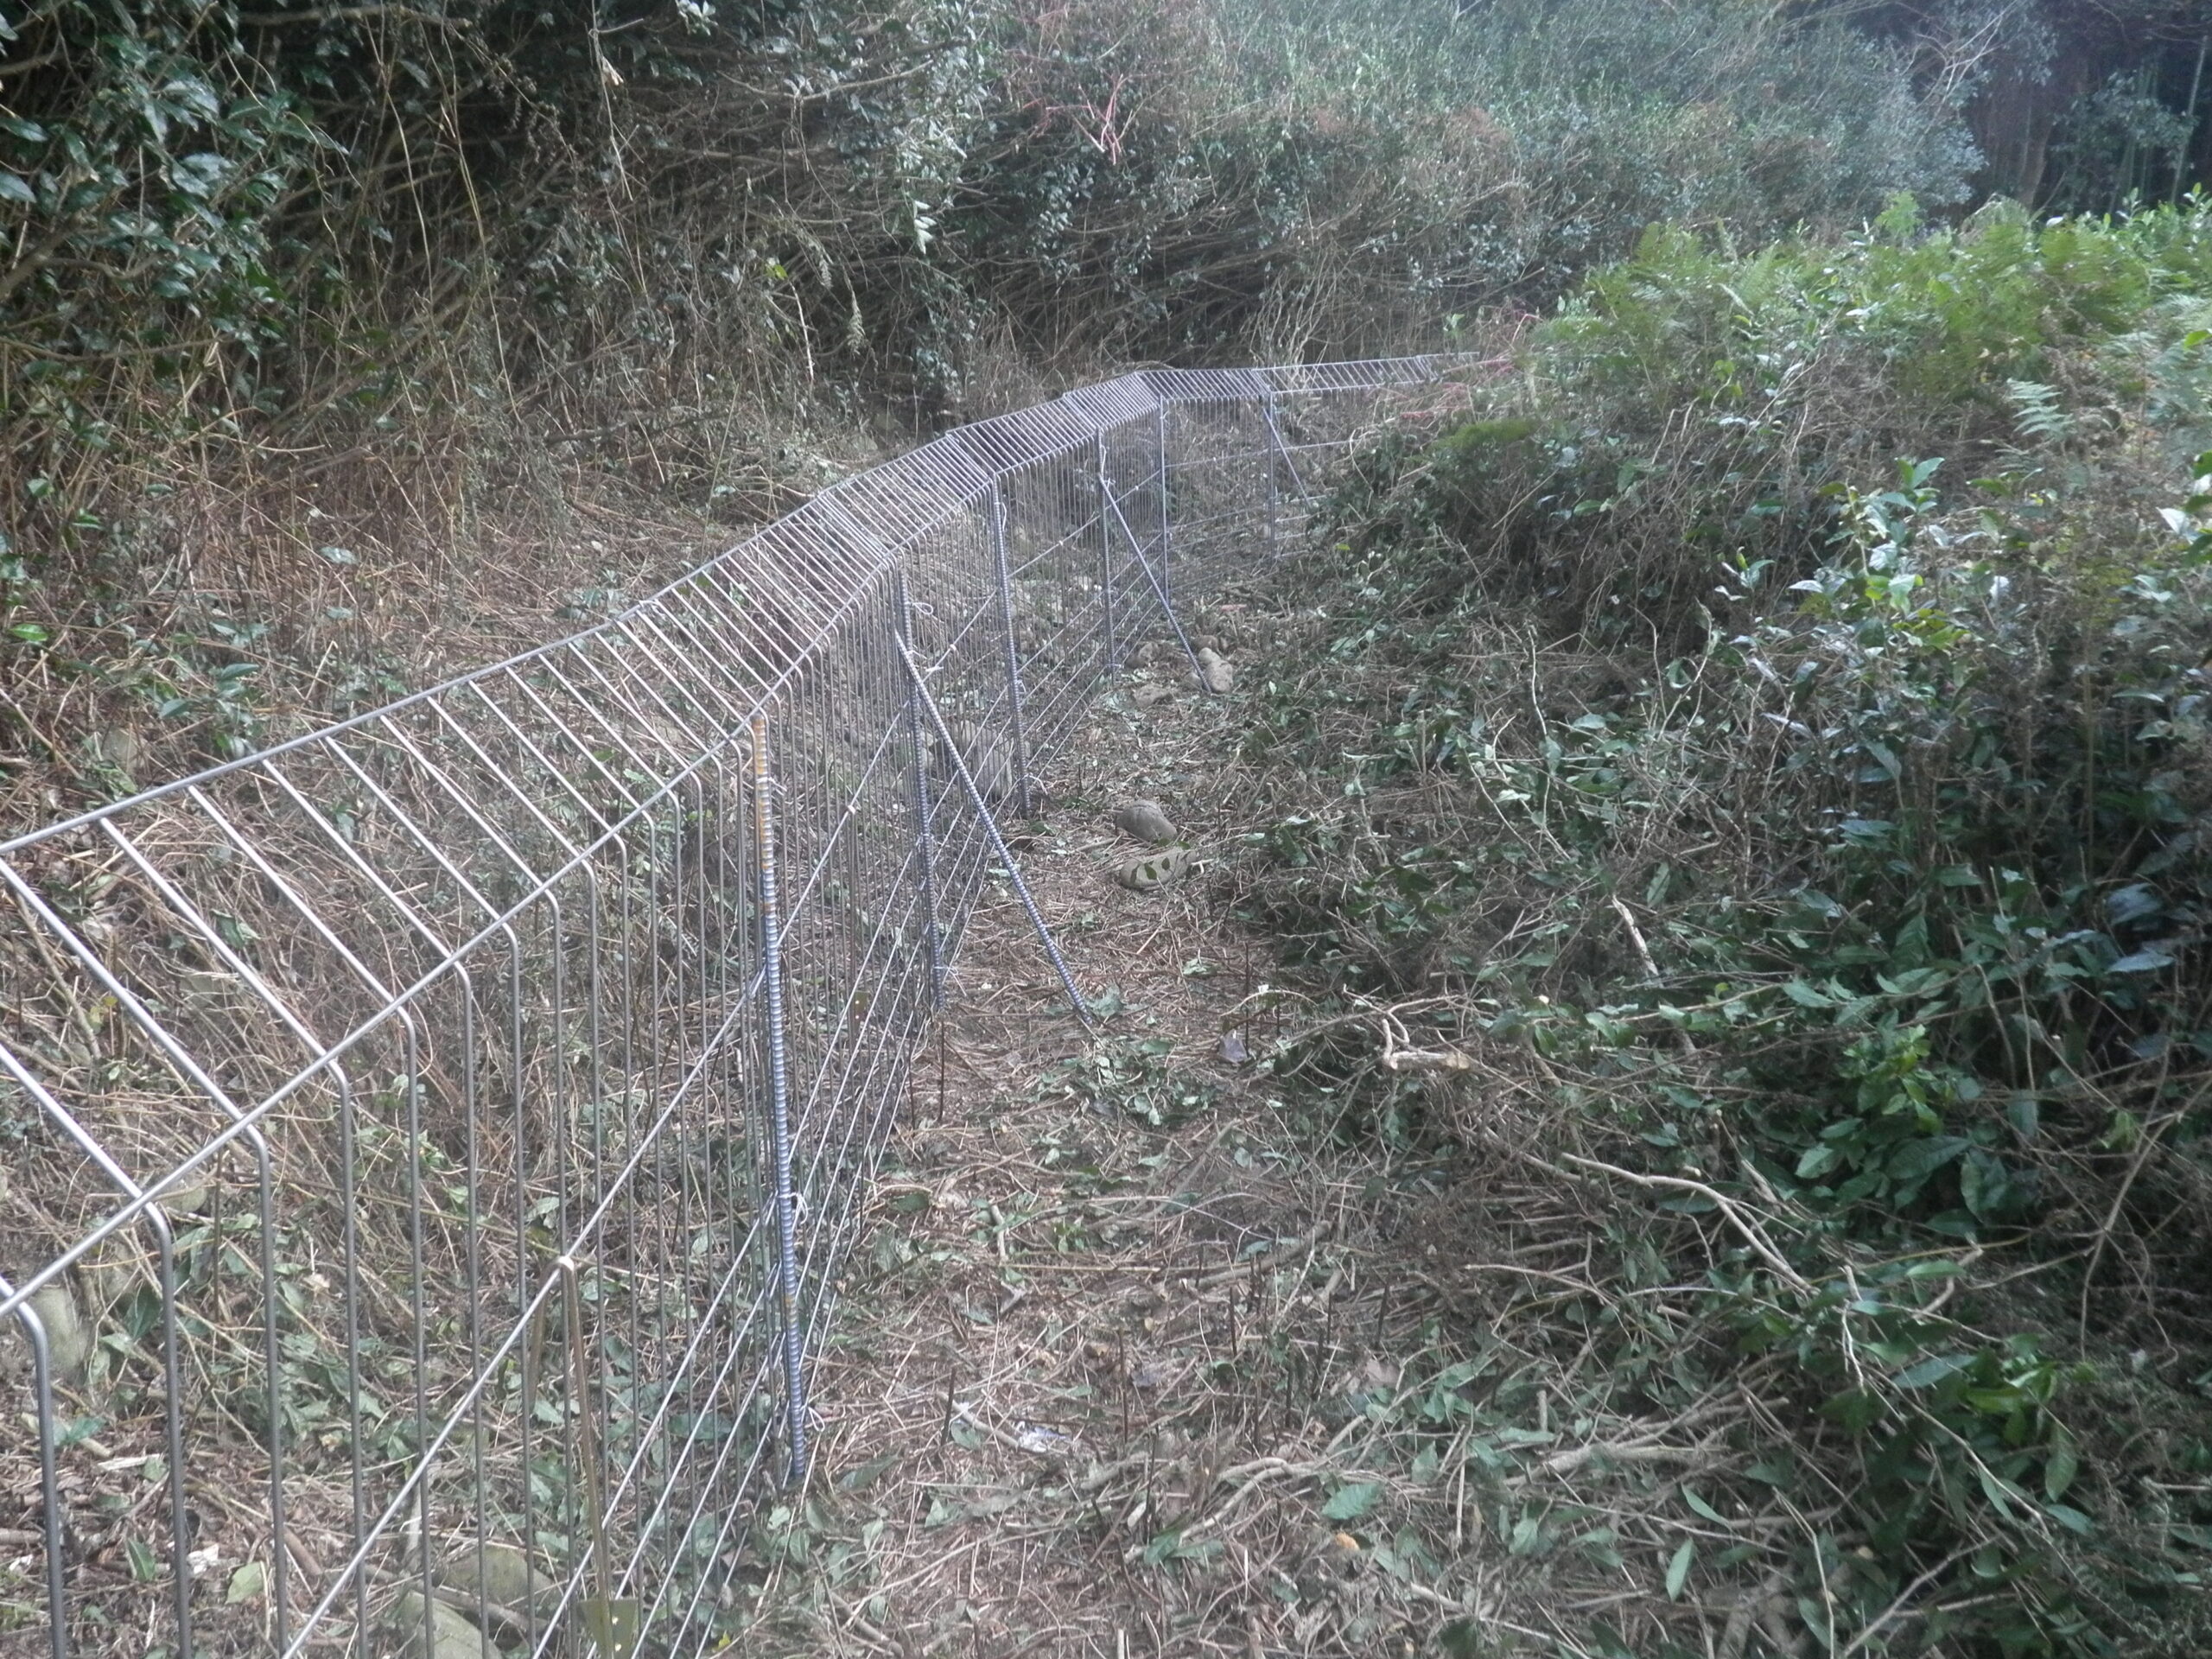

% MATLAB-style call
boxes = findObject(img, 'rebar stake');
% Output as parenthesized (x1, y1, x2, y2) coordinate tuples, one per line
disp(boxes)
(894, 567, 947, 1007)
(751, 713, 810, 1484)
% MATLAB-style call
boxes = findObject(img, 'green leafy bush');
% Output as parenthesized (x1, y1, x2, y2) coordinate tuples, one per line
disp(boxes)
(1239, 202, 2212, 1655)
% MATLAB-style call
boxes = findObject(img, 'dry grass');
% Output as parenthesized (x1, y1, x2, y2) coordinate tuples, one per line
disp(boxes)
(731, 598, 1726, 1659)
(735, 661, 1444, 1656)
(0, 410, 886, 842)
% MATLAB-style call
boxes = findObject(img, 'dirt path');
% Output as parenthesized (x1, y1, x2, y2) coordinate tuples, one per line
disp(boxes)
(739, 617, 1504, 1657)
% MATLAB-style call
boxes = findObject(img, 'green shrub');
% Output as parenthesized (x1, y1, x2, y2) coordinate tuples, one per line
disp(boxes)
(1238, 203, 2212, 1656)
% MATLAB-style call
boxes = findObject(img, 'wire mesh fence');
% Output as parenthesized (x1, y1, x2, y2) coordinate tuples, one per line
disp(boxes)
(0, 354, 1466, 1659)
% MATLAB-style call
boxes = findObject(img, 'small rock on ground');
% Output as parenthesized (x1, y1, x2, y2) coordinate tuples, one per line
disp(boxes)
(434, 1541, 557, 1619)
(388, 1592, 500, 1659)
(1113, 844, 1192, 891)
(1111, 798, 1178, 844)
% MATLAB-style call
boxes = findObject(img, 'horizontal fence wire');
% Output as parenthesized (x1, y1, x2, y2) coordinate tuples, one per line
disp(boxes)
(0, 355, 1471, 1659)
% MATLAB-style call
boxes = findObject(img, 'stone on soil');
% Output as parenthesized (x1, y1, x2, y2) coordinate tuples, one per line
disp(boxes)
(1113, 845, 1192, 892)
(388, 1591, 501, 1659)
(1111, 799, 1177, 844)
(435, 1541, 556, 1620)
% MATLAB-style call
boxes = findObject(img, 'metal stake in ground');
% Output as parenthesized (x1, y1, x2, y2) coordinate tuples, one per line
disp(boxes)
(1096, 430, 1119, 672)
(894, 639, 1095, 1030)
(751, 713, 811, 1484)
(987, 485, 1034, 817)
(559, 1255, 639, 1655)
(894, 567, 946, 1007)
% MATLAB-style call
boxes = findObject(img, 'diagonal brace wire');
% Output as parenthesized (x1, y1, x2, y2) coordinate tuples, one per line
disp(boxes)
(1103, 487, 1210, 687)
(894, 637, 1095, 1031)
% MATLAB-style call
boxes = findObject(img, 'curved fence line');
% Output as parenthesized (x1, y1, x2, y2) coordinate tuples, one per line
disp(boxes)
(0, 355, 1468, 1659)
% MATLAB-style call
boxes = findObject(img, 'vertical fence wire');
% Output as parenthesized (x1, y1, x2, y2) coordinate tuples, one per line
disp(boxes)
(0, 355, 1465, 1659)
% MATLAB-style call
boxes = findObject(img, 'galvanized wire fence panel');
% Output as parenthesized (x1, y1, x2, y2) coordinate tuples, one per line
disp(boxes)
(0, 355, 1467, 1659)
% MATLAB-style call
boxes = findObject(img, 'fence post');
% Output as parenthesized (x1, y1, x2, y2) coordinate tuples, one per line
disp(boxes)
(894, 566, 946, 1007)
(3, 1286, 66, 1659)
(1262, 385, 1281, 555)
(1096, 430, 1118, 673)
(1154, 401, 1172, 613)
(749, 713, 810, 1485)
(988, 485, 1033, 818)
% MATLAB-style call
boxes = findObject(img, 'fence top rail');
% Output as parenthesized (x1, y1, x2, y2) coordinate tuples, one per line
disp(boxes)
(0, 351, 1476, 866)
(1058, 374, 1160, 428)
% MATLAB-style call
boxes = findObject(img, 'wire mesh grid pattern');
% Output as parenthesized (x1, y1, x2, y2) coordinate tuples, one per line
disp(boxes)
(0, 355, 1465, 1659)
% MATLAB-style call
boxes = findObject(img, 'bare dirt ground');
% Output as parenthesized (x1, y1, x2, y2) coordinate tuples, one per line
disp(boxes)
(737, 613, 1526, 1659)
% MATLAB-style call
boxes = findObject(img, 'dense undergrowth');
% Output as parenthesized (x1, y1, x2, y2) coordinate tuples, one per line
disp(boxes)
(1236, 202, 2212, 1655)
(0, 0, 1986, 831)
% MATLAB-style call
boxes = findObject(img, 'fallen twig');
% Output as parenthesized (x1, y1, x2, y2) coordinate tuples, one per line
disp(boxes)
(1560, 1154, 1814, 1294)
